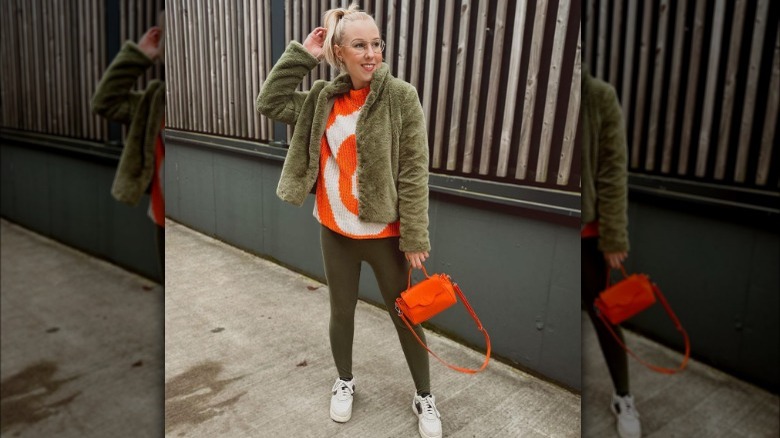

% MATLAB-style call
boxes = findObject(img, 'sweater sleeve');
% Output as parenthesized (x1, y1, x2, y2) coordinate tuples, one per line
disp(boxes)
(91, 41, 153, 125)
(397, 85, 431, 253)
(596, 85, 630, 253)
(255, 41, 320, 126)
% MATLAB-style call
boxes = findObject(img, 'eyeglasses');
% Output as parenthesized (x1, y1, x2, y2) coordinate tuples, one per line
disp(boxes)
(345, 39, 385, 55)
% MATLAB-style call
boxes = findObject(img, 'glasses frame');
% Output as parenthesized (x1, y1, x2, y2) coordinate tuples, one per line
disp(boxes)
(339, 39, 386, 55)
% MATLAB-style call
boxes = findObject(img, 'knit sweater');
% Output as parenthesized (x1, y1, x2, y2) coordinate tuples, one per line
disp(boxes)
(256, 41, 430, 252)
(314, 86, 401, 238)
(581, 67, 630, 252)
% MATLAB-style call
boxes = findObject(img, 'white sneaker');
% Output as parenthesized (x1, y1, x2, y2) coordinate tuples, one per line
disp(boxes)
(611, 393, 641, 438)
(412, 393, 442, 438)
(330, 378, 355, 423)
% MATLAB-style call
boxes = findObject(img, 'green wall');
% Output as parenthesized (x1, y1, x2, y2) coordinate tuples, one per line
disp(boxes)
(1, 133, 162, 283)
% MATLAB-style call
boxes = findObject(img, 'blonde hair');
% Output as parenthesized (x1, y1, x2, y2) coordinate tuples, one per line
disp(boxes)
(322, 2, 376, 70)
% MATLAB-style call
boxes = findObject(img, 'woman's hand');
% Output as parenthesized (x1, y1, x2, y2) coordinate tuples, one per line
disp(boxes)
(405, 251, 429, 270)
(138, 26, 163, 61)
(604, 251, 628, 269)
(303, 27, 327, 60)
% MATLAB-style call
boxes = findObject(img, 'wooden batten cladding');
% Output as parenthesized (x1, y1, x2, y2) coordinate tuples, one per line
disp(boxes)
(584, 0, 780, 190)
(0, 0, 164, 143)
(164, 1, 582, 191)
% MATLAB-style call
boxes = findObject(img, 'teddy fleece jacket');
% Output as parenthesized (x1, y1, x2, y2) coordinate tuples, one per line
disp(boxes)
(581, 68, 630, 253)
(256, 41, 430, 252)
(92, 41, 165, 206)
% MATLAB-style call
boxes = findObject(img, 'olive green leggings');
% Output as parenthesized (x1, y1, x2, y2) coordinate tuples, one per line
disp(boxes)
(320, 225, 431, 393)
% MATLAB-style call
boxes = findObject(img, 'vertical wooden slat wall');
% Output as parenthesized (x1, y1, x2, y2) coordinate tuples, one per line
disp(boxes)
(167, 0, 274, 139)
(584, 0, 780, 189)
(163, 0, 581, 191)
(0, 0, 163, 143)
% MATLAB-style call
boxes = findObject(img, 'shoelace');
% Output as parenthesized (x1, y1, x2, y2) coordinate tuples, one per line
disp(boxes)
(419, 395, 441, 419)
(332, 380, 354, 400)
(618, 397, 640, 418)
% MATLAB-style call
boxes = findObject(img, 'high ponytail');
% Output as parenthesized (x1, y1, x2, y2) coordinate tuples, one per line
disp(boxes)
(322, 2, 375, 70)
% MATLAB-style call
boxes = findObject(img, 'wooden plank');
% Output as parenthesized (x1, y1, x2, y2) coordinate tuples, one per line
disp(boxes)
(478, 0, 509, 175)
(446, 0, 471, 171)
(620, 0, 638, 141)
(645, 0, 670, 171)
(714, 0, 747, 180)
(661, 0, 689, 173)
(33, 0, 44, 132)
(233, 0, 244, 136)
(409, 0, 423, 89)
(386, 0, 396, 69)
(421, 0, 439, 134)
(397, 0, 409, 81)
(608, 0, 623, 84)
(596, 0, 607, 78)
(584, 0, 596, 67)
(245, 0, 255, 138)
(515, 0, 548, 180)
(756, 30, 779, 186)
(264, 0, 274, 138)
(536, 0, 570, 183)
(462, 0, 489, 173)
(695, 0, 726, 177)
(558, 30, 581, 186)
(200, 0, 212, 133)
(735, 0, 770, 182)
(301, 0, 309, 90)
(678, 0, 706, 175)
(629, 0, 653, 170)
(432, 0, 455, 168)
(497, 0, 527, 177)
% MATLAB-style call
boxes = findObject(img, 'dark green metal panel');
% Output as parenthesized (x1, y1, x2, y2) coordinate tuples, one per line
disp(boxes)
(624, 198, 780, 391)
(0, 138, 162, 283)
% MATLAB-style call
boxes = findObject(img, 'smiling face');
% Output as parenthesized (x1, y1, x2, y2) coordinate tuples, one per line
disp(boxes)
(334, 19, 382, 90)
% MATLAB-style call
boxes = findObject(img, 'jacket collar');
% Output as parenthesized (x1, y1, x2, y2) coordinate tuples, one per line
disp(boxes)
(321, 63, 391, 110)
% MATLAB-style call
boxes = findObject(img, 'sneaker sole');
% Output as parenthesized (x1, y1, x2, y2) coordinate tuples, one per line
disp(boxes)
(411, 403, 442, 438)
(330, 407, 351, 423)
(610, 404, 641, 438)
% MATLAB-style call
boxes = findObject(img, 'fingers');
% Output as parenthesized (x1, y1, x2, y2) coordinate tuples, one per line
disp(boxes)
(404, 252, 429, 270)
(310, 27, 326, 41)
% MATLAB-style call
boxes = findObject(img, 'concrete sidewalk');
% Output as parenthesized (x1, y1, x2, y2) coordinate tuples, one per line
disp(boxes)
(164, 219, 582, 437)
(582, 314, 779, 437)
(0, 219, 163, 437)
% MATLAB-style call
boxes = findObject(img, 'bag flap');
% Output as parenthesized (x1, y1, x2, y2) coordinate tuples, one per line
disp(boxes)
(600, 274, 655, 309)
(401, 276, 453, 308)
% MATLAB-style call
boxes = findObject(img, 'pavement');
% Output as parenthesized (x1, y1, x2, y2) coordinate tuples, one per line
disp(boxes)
(3, 217, 778, 437)
(582, 314, 780, 437)
(164, 219, 581, 437)
(0, 218, 163, 437)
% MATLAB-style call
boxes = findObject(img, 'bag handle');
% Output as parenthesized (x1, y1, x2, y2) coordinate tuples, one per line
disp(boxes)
(398, 268, 491, 374)
(597, 266, 690, 374)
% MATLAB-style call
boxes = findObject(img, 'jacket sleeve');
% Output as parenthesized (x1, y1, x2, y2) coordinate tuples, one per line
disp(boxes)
(256, 41, 320, 126)
(91, 41, 153, 125)
(397, 85, 431, 253)
(596, 85, 630, 253)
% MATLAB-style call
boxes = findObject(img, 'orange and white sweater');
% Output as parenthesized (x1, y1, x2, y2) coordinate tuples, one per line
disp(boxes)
(314, 87, 400, 239)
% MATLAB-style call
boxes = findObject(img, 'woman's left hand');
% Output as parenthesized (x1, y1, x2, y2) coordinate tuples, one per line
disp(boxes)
(405, 251, 429, 270)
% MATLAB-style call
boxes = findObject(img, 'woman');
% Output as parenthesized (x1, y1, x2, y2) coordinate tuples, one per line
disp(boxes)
(92, 14, 166, 282)
(581, 66, 640, 438)
(256, 4, 441, 438)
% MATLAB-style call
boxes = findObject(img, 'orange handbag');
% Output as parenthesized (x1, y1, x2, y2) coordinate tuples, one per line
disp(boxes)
(394, 265, 491, 374)
(595, 265, 690, 374)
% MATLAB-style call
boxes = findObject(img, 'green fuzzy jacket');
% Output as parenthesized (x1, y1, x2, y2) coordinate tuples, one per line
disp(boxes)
(581, 68, 630, 252)
(256, 42, 430, 252)
(92, 41, 165, 206)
